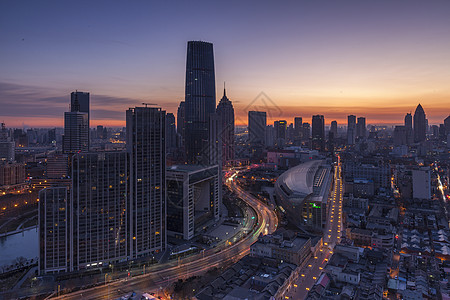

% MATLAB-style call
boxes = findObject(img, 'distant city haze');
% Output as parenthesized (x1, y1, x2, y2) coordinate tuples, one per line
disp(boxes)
(1, 1, 450, 127)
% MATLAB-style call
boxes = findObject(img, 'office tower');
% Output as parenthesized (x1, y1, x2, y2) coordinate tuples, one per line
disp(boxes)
(405, 113, 412, 130)
(294, 117, 303, 144)
(166, 113, 177, 151)
(71, 152, 129, 270)
(48, 129, 56, 144)
(294, 117, 303, 135)
(39, 186, 70, 274)
(177, 101, 185, 148)
(347, 115, 356, 145)
(126, 106, 166, 257)
(330, 121, 338, 138)
(440, 124, 446, 140)
(216, 86, 235, 163)
(444, 116, 450, 135)
(274, 120, 287, 147)
(357, 117, 366, 139)
(404, 113, 414, 145)
(302, 123, 310, 141)
(96, 125, 104, 139)
(413, 104, 426, 143)
(208, 113, 222, 166)
(287, 123, 294, 141)
(71, 91, 90, 121)
(431, 125, 439, 139)
(167, 165, 220, 240)
(393, 126, 408, 146)
(266, 125, 275, 147)
(311, 115, 325, 151)
(63, 96, 89, 154)
(248, 111, 266, 157)
(184, 41, 216, 164)
(46, 154, 68, 179)
(0, 123, 15, 162)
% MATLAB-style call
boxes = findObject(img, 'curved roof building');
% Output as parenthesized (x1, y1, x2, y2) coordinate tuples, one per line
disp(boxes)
(275, 160, 332, 232)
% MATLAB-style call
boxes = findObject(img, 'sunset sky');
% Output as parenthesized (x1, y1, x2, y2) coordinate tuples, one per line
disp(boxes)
(1, 0, 450, 128)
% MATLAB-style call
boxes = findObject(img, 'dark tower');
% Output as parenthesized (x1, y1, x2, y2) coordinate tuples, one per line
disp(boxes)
(414, 104, 426, 143)
(216, 84, 235, 164)
(184, 41, 216, 164)
(312, 115, 325, 151)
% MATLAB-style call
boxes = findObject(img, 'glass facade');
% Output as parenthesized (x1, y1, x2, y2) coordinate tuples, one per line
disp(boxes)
(185, 41, 216, 164)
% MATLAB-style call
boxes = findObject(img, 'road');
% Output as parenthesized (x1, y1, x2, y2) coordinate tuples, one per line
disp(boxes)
(285, 162, 343, 299)
(43, 170, 278, 300)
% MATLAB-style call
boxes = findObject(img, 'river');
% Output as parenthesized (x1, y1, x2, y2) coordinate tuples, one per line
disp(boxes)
(0, 227, 38, 267)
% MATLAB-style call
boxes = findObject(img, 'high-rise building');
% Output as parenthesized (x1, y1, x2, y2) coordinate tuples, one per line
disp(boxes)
(46, 154, 68, 179)
(393, 126, 408, 146)
(413, 104, 426, 143)
(347, 115, 356, 145)
(177, 101, 185, 148)
(70, 152, 129, 271)
(265, 125, 275, 148)
(63, 96, 89, 154)
(166, 113, 177, 151)
(330, 121, 338, 138)
(311, 115, 325, 151)
(294, 117, 303, 144)
(216, 86, 235, 164)
(274, 120, 287, 147)
(71, 91, 90, 121)
(248, 111, 266, 157)
(208, 113, 222, 166)
(405, 113, 412, 130)
(444, 115, 450, 135)
(126, 106, 166, 258)
(302, 123, 310, 141)
(0, 123, 15, 162)
(356, 117, 366, 139)
(166, 165, 220, 240)
(184, 41, 216, 164)
(39, 186, 70, 274)
(404, 113, 414, 145)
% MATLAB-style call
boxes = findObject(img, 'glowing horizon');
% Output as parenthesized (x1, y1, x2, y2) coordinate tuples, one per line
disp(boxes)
(1, 1, 450, 128)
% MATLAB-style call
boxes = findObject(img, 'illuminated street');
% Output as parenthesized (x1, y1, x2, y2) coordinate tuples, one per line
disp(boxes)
(285, 160, 343, 299)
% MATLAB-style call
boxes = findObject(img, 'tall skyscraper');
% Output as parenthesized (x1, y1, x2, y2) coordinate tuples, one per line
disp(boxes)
(274, 120, 287, 147)
(71, 91, 90, 118)
(405, 113, 412, 130)
(347, 115, 356, 145)
(312, 115, 325, 151)
(177, 101, 185, 148)
(444, 115, 450, 136)
(248, 111, 266, 157)
(184, 41, 216, 164)
(404, 113, 414, 145)
(63, 96, 89, 154)
(413, 104, 426, 143)
(208, 113, 222, 166)
(126, 106, 166, 257)
(357, 117, 366, 139)
(39, 186, 70, 274)
(302, 123, 310, 141)
(166, 113, 177, 151)
(330, 121, 338, 138)
(0, 123, 15, 162)
(294, 117, 303, 143)
(216, 86, 235, 164)
(71, 152, 129, 271)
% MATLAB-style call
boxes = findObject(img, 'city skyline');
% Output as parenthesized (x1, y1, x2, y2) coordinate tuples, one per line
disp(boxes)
(1, 1, 450, 127)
